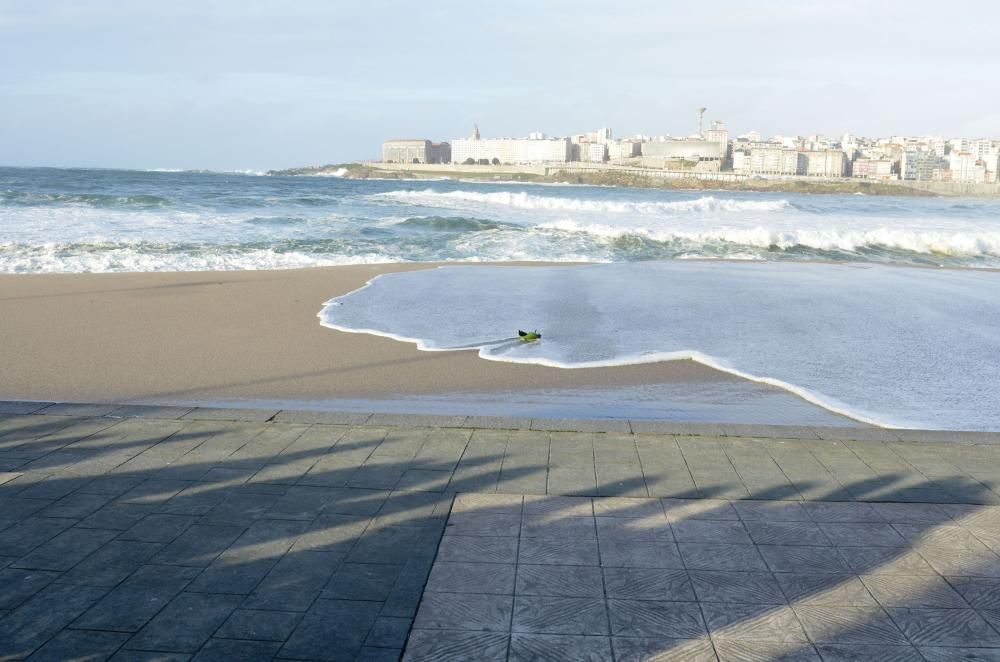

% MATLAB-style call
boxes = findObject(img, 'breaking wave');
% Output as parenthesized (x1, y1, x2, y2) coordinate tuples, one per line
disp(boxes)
(395, 216, 523, 232)
(539, 219, 1000, 257)
(376, 190, 791, 214)
(308, 168, 349, 177)
(0, 241, 396, 273)
(1, 191, 171, 208)
(5, 167, 1000, 272)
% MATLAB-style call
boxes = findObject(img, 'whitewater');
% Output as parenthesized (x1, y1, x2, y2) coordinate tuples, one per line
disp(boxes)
(320, 262, 1000, 431)
(4, 167, 1000, 271)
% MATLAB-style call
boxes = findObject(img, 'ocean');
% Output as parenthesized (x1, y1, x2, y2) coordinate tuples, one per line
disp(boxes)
(4, 166, 1000, 429)
(4, 167, 1000, 271)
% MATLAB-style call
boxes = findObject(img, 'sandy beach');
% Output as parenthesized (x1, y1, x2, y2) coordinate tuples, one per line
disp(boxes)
(0, 264, 755, 407)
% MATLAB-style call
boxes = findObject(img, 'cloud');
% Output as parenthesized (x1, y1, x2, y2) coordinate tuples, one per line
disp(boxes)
(0, 1, 998, 168)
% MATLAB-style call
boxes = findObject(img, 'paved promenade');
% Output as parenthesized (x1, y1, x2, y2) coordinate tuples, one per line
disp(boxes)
(0, 401, 999, 661)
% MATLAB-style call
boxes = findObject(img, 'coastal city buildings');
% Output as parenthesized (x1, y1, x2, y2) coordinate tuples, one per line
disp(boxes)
(852, 157, 896, 180)
(382, 122, 1000, 183)
(732, 146, 801, 176)
(607, 139, 641, 162)
(640, 139, 724, 170)
(381, 139, 450, 164)
(449, 126, 571, 164)
(802, 150, 848, 177)
(704, 120, 729, 155)
(903, 148, 949, 181)
(949, 151, 988, 183)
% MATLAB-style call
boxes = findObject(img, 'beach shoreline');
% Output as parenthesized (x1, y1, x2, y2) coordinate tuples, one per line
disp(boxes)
(0, 263, 860, 425)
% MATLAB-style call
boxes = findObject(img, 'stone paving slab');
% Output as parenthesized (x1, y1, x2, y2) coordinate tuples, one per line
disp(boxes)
(0, 404, 998, 660)
(181, 407, 281, 422)
(108, 404, 196, 419)
(529, 418, 632, 433)
(36, 402, 122, 417)
(272, 410, 375, 425)
(405, 494, 1000, 661)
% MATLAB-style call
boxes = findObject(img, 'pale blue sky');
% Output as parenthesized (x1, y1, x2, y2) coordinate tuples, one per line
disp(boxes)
(1, 1, 997, 170)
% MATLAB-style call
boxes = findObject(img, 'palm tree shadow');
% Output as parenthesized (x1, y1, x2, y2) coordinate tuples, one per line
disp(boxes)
(1, 413, 999, 661)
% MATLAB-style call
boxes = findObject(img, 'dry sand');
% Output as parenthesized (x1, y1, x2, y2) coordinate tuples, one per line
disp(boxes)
(0, 264, 744, 407)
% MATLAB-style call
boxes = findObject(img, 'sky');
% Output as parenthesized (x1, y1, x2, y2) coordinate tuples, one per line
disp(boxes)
(1, 0, 998, 171)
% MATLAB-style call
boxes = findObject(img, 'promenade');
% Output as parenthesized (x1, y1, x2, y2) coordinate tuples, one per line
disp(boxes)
(1, 401, 999, 661)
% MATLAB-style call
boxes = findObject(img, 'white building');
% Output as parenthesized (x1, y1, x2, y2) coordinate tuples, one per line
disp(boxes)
(608, 140, 641, 162)
(382, 139, 432, 164)
(733, 147, 801, 175)
(987, 153, 1000, 183)
(641, 140, 724, 161)
(928, 137, 947, 157)
(450, 126, 571, 164)
(586, 142, 607, 162)
(704, 120, 729, 161)
(801, 150, 847, 177)
(948, 138, 969, 153)
(949, 152, 987, 183)
(381, 140, 451, 164)
(852, 158, 895, 180)
(971, 139, 998, 160)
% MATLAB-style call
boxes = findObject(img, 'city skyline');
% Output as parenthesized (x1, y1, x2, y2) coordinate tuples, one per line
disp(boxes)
(382, 121, 1000, 184)
(390, 121, 1000, 145)
(2, 1, 999, 170)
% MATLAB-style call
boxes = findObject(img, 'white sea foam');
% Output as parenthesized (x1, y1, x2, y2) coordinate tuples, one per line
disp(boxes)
(6, 169, 1000, 273)
(225, 169, 267, 176)
(538, 219, 1000, 256)
(0, 242, 396, 273)
(310, 168, 349, 177)
(319, 262, 1000, 430)
(376, 190, 791, 214)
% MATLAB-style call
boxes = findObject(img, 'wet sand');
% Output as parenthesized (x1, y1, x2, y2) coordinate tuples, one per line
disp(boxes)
(0, 264, 854, 424)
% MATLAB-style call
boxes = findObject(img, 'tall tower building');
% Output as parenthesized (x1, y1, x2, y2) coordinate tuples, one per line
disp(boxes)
(705, 120, 728, 148)
(471, 124, 480, 140)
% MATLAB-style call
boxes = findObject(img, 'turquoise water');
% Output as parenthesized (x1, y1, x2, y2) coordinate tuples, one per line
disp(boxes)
(3, 166, 1000, 271)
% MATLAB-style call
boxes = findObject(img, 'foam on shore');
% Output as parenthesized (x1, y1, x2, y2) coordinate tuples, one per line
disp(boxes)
(320, 262, 1000, 431)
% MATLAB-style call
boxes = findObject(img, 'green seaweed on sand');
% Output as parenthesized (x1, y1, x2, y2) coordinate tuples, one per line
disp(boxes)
(518, 330, 541, 342)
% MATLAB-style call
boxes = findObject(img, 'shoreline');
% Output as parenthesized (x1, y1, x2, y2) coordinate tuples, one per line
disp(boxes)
(269, 162, 1000, 198)
(6, 399, 1000, 442)
(0, 263, 861, 426)
(318, 270, 887, 427)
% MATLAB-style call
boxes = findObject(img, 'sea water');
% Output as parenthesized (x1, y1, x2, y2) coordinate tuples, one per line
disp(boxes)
(4, 166, 1000, 429)
(319, 262, 1000, 430)
(4, 167, 1000, 271)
